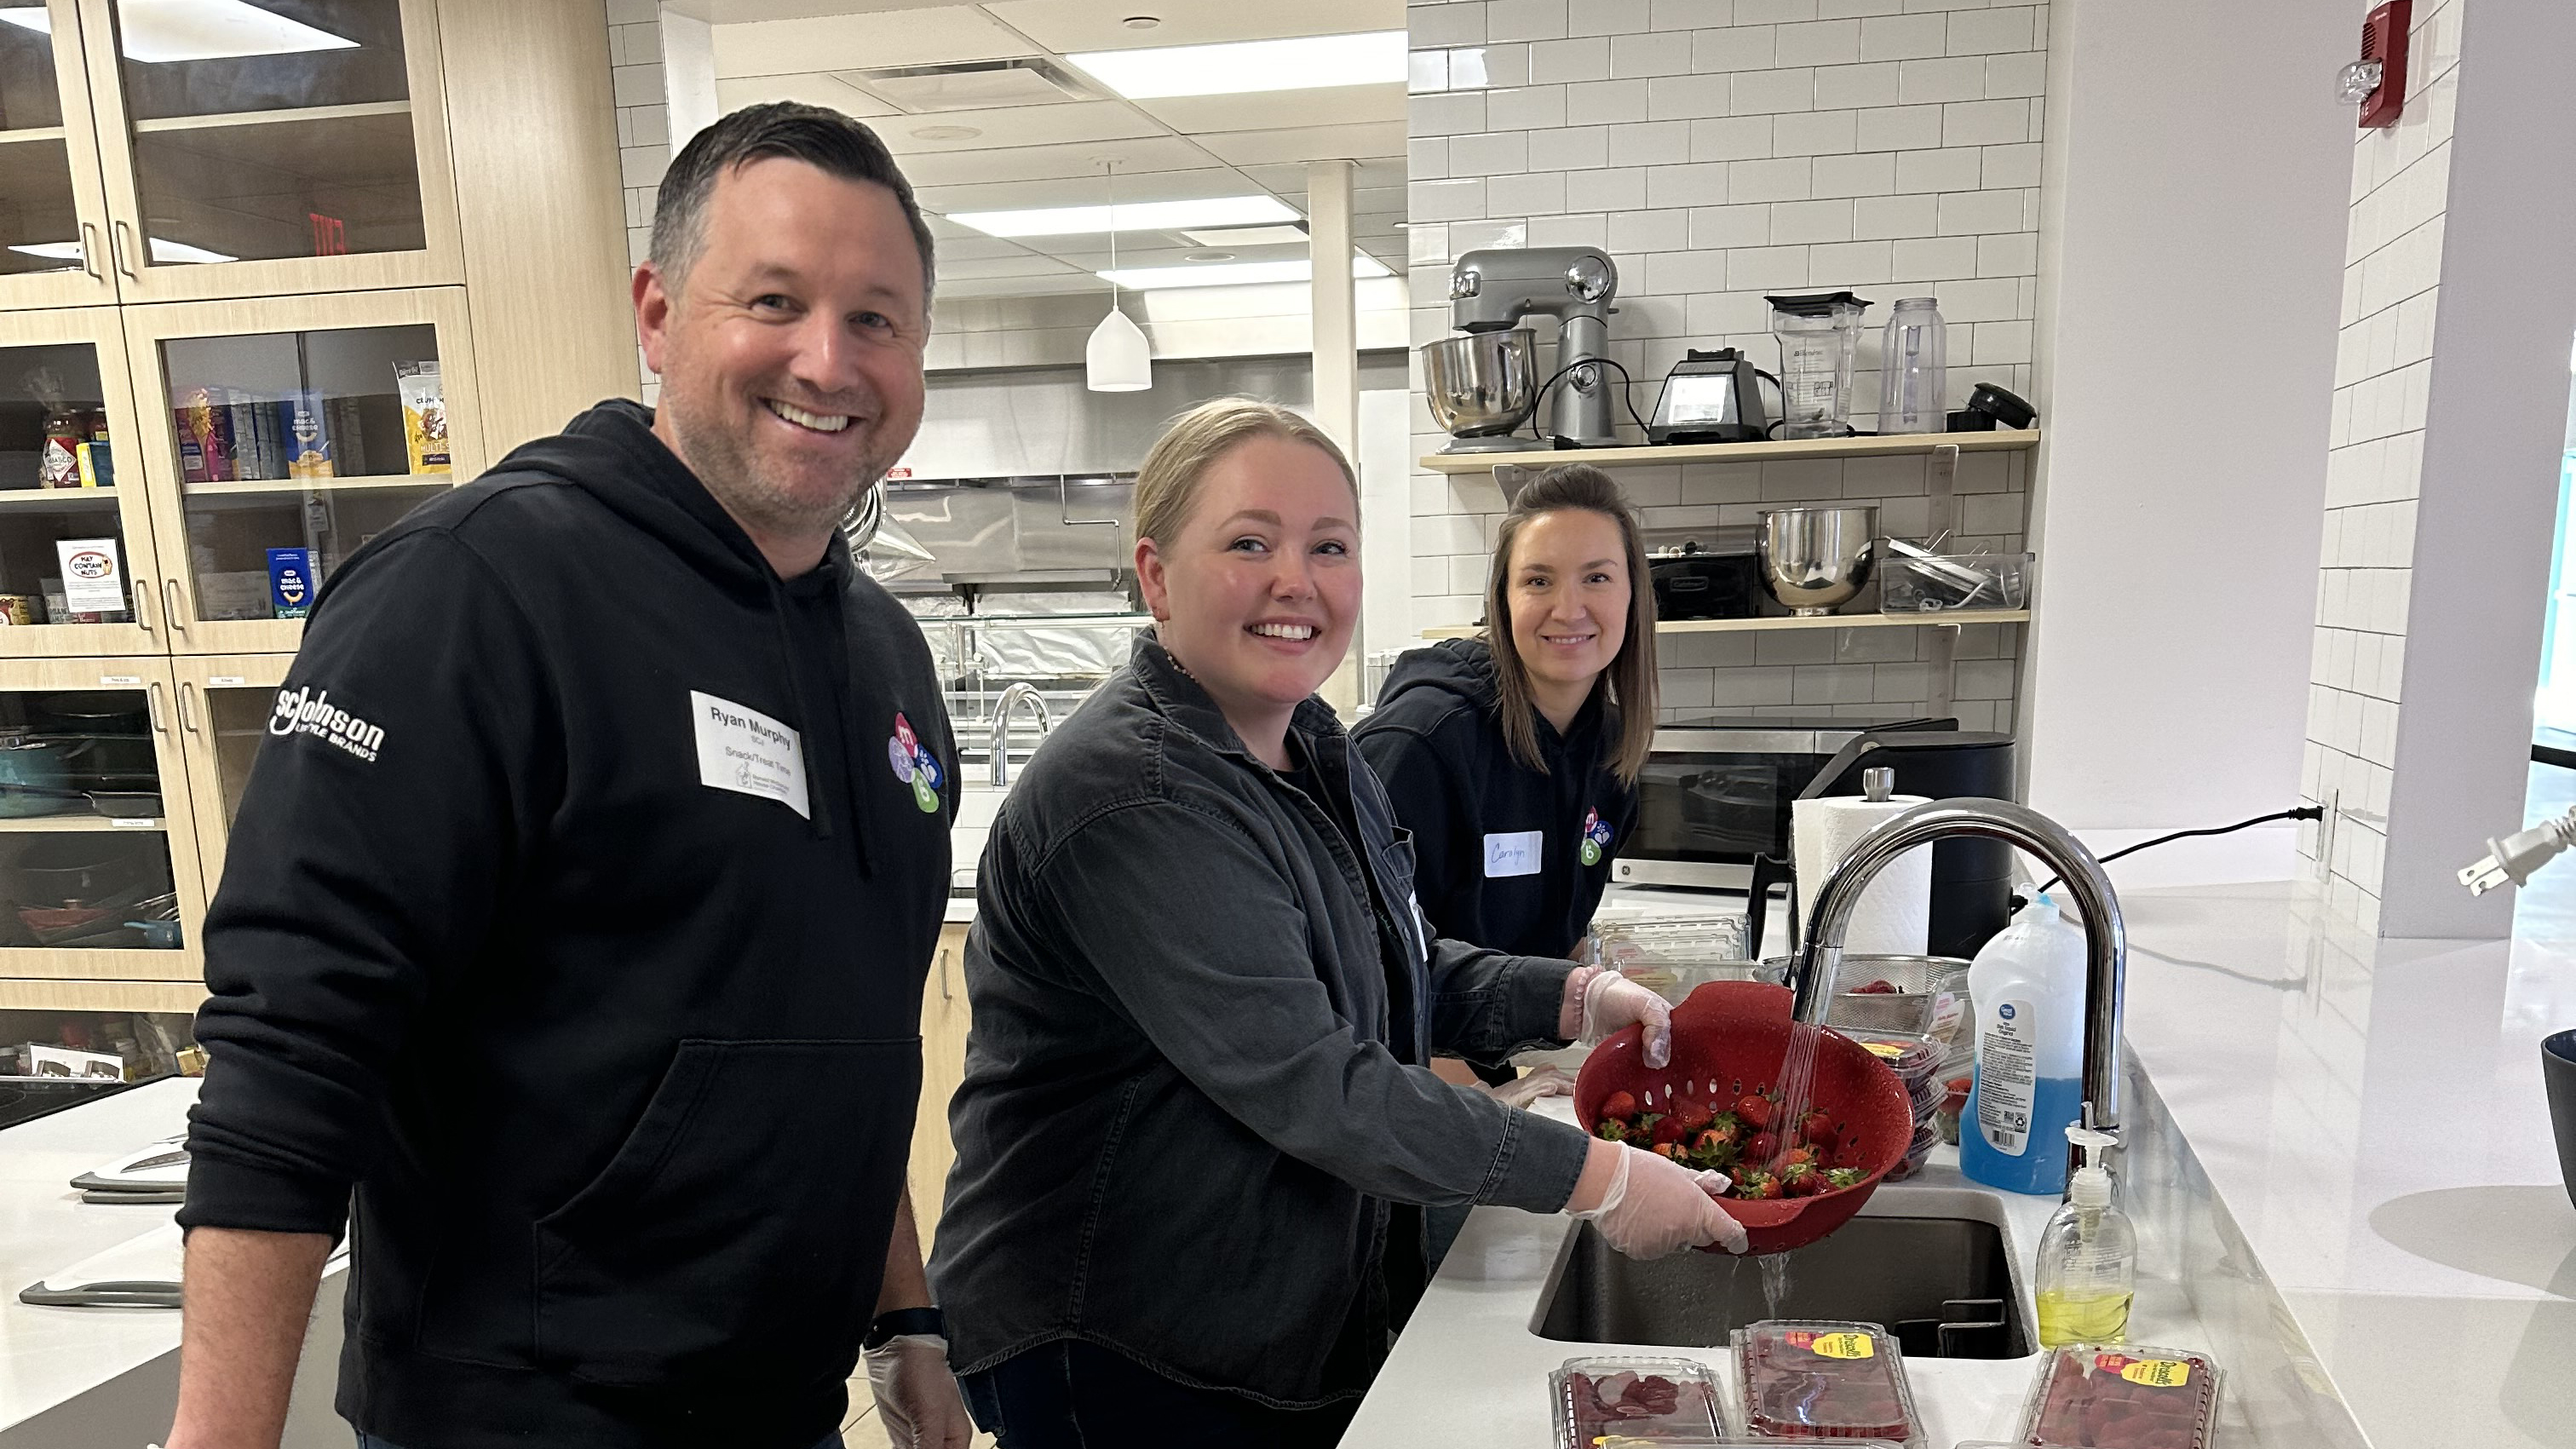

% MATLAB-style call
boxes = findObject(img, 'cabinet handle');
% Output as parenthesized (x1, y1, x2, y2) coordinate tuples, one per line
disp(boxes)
(162, 578, 187, 633)
(937, 946, 952, 1002)
(110, 221, 138, 279)
(176, 681, 199, 734)
(146, 681, 166, 735)
(131, 582, 152, 636)
(78, 222, 102, 281)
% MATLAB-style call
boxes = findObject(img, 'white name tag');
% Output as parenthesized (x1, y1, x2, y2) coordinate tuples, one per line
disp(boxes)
(691, 690, 809, 819)
(1484, 830, 1544, 878)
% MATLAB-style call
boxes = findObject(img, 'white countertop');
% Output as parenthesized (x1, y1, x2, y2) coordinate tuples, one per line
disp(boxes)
(0, 1078, 196, 1434)
(1345, 880, 2576, 1449)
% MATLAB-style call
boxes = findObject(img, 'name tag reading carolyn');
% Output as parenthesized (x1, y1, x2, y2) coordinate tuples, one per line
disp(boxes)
(691, 691, 809, 819)
(1484, 830, 1544, 878)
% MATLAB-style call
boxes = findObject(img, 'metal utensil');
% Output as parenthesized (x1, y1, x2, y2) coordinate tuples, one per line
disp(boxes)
(1757, 505, 1879, 616)
(1421, 329, 1540, 446)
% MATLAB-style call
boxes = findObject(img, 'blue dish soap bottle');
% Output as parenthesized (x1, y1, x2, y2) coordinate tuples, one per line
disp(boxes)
(1961, 892, 2087, 1195)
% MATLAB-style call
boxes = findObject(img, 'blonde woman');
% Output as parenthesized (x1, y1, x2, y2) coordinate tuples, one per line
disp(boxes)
(927, 400, 1742, 1447)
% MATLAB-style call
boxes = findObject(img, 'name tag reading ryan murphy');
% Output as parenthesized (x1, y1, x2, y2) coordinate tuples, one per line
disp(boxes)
(691, 690, 810, 819)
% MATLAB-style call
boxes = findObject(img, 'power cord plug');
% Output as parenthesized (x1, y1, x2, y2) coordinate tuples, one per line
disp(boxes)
(2458, 805, 2576, 896)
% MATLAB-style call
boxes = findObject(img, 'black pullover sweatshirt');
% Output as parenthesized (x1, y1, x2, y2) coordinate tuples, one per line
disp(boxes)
(1354, 639, 1636, 965)
(179, 400, 956, 1449)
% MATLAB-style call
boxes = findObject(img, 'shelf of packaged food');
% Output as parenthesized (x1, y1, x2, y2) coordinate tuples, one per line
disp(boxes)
(1419, 609, 2030, 641)
(0, 126, 67, 146)
(0, 488, 119, 508)
(1416, 429, 2040, 473)
(130, 100, 413, 135)
(180, 474, 450, 497)
(0, 814, 164, 833)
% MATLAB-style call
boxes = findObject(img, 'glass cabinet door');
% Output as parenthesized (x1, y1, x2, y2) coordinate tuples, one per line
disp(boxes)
(0, 656, 208, 986)
(170, 650, 280, 900)
(0, 0, 120, 308)
(124, 287, 480, 653)
(0, 309, 167, 656)
(72, 0, 461, 302)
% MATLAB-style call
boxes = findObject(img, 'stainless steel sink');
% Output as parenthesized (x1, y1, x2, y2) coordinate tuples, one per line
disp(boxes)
(1531, 1193, 2033, 1359)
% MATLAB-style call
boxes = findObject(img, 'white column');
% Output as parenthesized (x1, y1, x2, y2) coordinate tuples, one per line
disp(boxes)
(658, 9, 718, 153)
(2299, 0, 2576, 936)
(1308, 158, 1364, 712)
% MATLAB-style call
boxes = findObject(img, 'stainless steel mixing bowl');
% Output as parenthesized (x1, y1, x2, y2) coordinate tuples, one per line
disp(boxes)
(1758, 505, 1879, 616)
(1422, 330, 1539, 440)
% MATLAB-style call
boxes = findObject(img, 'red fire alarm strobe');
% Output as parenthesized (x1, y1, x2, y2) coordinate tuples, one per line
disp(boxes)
(2341, 0, 2412, 129)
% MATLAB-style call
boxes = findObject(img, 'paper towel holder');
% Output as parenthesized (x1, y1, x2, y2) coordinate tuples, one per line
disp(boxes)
(1862, 766, 1894, 802)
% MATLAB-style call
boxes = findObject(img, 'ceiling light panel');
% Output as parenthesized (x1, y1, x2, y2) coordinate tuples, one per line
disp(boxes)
(1181, 225, 1309, 246)
(946, 194, 1297, 239)
(1067, 30, 1406, 101)
(0, 0, 354, 62)
(1100, 254, 1394, 290)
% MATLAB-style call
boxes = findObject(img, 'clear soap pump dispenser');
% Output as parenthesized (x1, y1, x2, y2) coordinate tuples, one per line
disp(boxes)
(2033, 1124, 2136, 1348)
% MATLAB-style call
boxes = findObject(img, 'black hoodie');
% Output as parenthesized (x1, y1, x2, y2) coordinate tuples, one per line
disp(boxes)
(1354, 639, 1636, 966)
(179, 400, 956, 1449)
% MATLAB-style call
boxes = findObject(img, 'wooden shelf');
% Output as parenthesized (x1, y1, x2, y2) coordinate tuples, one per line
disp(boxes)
(0, 488, 118, 508)
(1418, 429, 2039, 473)
(133, 100, 413, 135)
(182, 474, 449, 497)
(1421, 610, 2030, 641)
(0, 813, 164, 832)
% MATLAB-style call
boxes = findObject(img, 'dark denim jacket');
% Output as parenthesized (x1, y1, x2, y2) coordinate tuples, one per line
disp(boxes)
(928, 636, 1595, 1407)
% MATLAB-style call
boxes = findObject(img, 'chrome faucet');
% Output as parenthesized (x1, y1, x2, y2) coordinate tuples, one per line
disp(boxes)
(1785, 798, 2128, 1177)
(986, 682, 1051, 789)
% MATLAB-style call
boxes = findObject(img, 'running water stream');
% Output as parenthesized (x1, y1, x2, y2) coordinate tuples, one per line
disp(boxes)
(1765, 1019, 1826, 1174)
(1757, 1250, 1796, 1317)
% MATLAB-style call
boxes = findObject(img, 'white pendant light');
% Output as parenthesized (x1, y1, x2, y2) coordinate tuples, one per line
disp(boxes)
(1086, 160, 1153, 393)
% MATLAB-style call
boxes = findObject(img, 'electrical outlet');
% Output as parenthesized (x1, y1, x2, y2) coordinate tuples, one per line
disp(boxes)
(2312, 789, 2341, 883)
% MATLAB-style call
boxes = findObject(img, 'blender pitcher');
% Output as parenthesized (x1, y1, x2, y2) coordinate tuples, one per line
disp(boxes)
(1768, 291, 1872, 439)
(1877, 296, 1947, 435)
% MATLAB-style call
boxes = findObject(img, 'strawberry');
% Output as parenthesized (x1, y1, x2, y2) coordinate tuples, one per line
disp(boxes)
(1782, 1145, 1818, 1169)
(1595, 1118, 1630, 1142)
(1700, 1116, 1743, 1148)
(1783, 1168, 1829, 1198)
(1599, 1090, 1638, 1121)
(1651, 1113, 1695, 1146)
(1734, 1094, 1775, 1130)
(1653, 1141, 1681, 1159)
(1732, 1169, 1783, 1200)
(1745, 1130, 1780, 1163)
(1692, 1127, 1734, 1155)
(1849, 979, 1900, 993)
(1667, 1096, 1716, 1134)
(1799, 1111, 1838, 1150)
(1824, 1166, 1864, 1190)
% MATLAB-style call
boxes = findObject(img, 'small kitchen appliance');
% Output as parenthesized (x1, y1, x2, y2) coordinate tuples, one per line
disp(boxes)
(1647, 348, 1774, 445)
(1429, 247, 1621, 451)
(1421, 329, 1540, 448)
(1646, 526, 1764, 621)
(1768, 291, 1872, 439)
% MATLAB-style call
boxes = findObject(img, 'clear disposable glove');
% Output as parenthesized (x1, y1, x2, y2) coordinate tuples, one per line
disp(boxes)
(1566, 966, 1675, 1068)
(1568, 1141, 1751, 1258)
(863, 1333, 974, 1449)
(1472, 1063, 1573, 1109)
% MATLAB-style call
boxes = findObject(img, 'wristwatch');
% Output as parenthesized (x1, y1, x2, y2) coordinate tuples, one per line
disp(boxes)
(863, 1306, 946, 1350)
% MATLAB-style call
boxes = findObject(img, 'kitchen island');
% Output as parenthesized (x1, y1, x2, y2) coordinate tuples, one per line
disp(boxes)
(1343, 882, 2576, 1448)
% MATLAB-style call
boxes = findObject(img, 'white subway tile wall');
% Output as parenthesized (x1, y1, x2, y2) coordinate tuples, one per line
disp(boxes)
(2295, 0, 2464, 934)
(610, 1, 667, 401)
(1406, 0, 2041, 721)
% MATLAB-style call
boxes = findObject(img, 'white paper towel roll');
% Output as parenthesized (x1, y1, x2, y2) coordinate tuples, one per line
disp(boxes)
(1793, 794, 1933, 957)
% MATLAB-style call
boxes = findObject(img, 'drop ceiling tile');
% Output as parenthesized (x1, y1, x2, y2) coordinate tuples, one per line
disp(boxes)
(936, 273, 1108, 300)
(898, 134, 1220, 188)
(676, 0, 956, 19)
(916, 167, 1289, 216)
(934, 255, 1084, 279)
(932, 235, 1052, 262)
(711, 9, 1036, 77)
(715, 72, 898, 116)
(1130, 83, 1403, 134)
(874, 98, 1166, 154)
(981, 0, 1398, 55)
(1193, 121, 1405, 167)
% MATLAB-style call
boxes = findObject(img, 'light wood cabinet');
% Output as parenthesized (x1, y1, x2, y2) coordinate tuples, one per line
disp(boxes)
(911, 921, 973, 1254)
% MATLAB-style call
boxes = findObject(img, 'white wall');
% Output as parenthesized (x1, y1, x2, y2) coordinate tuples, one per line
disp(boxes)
(2017, 0, 2351, 882)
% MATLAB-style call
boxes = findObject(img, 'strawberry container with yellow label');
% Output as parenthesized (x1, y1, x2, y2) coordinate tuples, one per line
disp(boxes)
(2015, 1343, 2222, 1449)
(1553, 1355, 1725, 1448)
(1730, 1320, 1921, 1446)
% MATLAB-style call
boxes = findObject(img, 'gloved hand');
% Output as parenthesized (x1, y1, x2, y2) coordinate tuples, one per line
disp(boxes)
(1473, 1064, 1573, 1109)
(863, 1333, 974, 1449)
(1567, 1140, 1750, 1258)
(1561, 966, 1675, 1068)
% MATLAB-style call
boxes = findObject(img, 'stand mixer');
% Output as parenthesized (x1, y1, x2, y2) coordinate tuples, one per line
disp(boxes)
(1421, 247, 1621, 451)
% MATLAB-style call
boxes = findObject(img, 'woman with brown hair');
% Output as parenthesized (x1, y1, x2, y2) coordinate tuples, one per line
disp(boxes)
(930, 407, 1738, 1447)
(1356, 463, 1659, 989)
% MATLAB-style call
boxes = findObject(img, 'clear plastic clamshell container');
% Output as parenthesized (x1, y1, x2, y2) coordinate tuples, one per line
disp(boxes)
(1555, 1356, 1726, 1448)
(1597, 917, 1769, 1007)
(2015, 1344, 2222, 1449)
(1731, 1320, 1922, 1446)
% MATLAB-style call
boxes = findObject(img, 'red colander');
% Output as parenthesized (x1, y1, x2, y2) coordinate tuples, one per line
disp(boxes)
(1573, 979, 1914, 1256)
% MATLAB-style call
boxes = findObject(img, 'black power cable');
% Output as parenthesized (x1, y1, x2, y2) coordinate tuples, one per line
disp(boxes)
(2029, 804, 2326, 899)
(1521, 354, 1656, 443)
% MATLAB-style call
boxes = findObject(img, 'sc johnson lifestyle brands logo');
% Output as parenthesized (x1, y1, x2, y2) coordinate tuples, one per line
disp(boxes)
(268, 686, 386, 762)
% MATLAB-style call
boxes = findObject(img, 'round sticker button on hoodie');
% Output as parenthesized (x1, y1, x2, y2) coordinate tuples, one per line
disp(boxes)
(1578, 807, 1614, 866)
(888, 710, 943, 814)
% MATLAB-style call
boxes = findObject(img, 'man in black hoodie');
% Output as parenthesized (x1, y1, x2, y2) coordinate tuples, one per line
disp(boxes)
(167, 105, 967, 1449)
